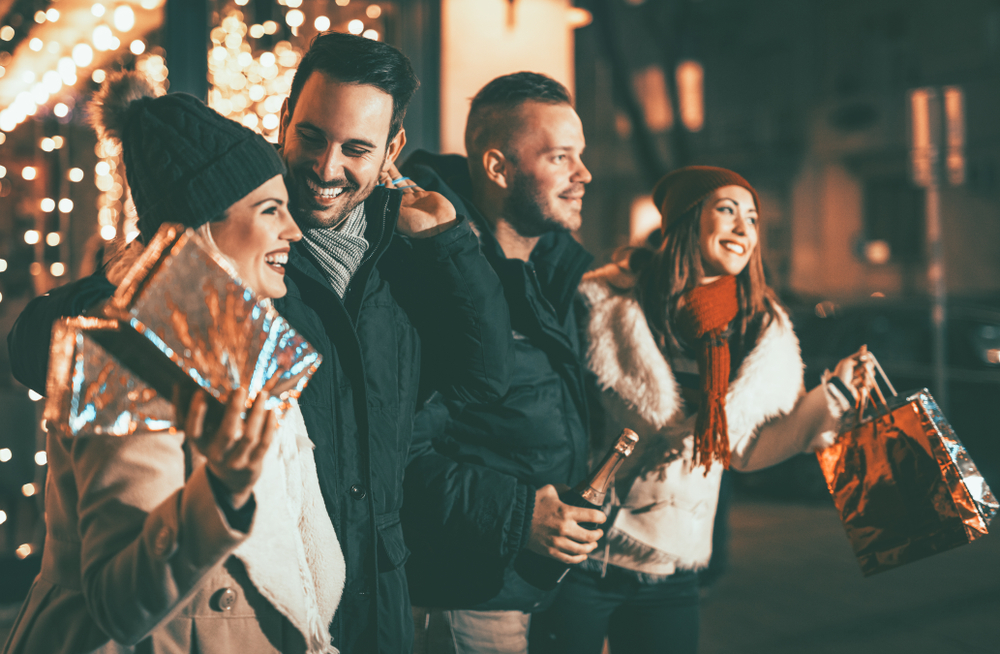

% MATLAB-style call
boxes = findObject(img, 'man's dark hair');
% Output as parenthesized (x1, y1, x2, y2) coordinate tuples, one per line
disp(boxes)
(287, 32, 419, 143)
(465, 72, 572, 161)
(469, 72, 572, 115)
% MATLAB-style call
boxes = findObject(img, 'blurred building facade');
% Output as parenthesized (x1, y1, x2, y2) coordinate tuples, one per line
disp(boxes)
(573, 0, 1000, 305)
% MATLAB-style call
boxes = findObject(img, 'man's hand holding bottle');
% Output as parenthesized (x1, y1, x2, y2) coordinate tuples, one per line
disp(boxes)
(526, 484, 606, 564)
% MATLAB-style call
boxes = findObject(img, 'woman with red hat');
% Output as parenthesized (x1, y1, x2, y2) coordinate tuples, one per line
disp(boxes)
(531, 166, 872, 654)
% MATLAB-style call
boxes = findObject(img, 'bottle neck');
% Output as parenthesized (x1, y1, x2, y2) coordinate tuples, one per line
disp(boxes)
(573, 429, 638, 507)
(575, 450, 626, 506)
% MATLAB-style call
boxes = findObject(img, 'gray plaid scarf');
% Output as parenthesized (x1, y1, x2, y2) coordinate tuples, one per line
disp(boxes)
(300, 202, 369, 298)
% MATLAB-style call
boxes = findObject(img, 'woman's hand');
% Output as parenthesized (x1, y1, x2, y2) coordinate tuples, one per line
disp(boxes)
(184, 388, 277, 509)
(831, 345, 878, 402)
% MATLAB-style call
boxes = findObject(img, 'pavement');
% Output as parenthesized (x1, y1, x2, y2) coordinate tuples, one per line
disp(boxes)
(699, 497, 1000, 654)
(3, 496, 997, 653)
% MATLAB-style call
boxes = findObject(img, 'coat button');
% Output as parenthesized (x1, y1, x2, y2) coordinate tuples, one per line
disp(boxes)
(153, 527, 173, 558)
(349, 484, 367, 500)
(218, 588, 237, 611)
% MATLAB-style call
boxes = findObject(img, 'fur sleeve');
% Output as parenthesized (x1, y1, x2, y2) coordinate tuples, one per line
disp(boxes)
(726, 309, 851, 470)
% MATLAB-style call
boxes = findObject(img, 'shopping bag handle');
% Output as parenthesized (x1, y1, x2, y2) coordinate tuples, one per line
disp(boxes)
(868, 352, 897, 398)
(855, 350, 897, 421)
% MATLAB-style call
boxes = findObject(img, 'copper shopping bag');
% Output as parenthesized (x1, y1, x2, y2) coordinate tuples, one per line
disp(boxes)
(45, 223, 321, 437)
(817, 355, 997, 576)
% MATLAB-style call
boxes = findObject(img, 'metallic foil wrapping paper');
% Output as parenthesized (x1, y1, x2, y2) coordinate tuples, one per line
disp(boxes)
(45, 317, 175, 437)
(45, 224, 321, 437)
(817, 388, 997, 576)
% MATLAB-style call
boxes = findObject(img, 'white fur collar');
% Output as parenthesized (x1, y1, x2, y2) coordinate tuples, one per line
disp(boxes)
(234, 403, 345, 654)
(580, 269, 805, 442)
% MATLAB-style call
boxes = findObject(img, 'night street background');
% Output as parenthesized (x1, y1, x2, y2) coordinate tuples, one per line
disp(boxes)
(2, 0, 1000, 651)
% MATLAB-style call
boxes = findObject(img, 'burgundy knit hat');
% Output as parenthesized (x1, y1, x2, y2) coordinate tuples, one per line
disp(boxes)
(652, 165, 760, 232)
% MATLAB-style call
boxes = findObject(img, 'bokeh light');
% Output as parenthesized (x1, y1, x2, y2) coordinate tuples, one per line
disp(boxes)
(114, 5, 136, 32)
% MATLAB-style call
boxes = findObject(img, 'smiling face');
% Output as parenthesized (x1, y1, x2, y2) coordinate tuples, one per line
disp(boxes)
(698, 185, 759, 281)
(209, 174, 302, 299)
(280, 72, 405, 230)
(501, 101, 591, 236)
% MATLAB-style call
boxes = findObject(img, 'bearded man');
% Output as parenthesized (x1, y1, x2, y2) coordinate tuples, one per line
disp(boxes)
(399, 72, 605, 654)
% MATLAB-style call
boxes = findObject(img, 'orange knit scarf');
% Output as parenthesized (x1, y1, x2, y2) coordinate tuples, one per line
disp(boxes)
(679, 275, 739, 470)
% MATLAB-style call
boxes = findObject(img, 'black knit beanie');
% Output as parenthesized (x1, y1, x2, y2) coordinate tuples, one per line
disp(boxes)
(90, 72, 286, 243)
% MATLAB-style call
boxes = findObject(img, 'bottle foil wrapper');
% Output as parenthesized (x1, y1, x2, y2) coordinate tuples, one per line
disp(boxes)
(45, 224, 322, 438)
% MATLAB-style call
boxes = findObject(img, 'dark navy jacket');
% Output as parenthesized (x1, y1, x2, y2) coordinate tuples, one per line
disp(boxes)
(399, 151, 593, 611)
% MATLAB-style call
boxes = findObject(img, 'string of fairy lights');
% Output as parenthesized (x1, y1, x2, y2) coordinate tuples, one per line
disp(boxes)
(0, 0, 392, 559)
(94, 53, 169, 245)
(206, 2, 384, 142)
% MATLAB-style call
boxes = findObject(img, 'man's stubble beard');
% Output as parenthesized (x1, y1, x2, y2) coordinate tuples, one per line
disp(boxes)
(288, 155, 386, 231)
(502, 170, 566, 239)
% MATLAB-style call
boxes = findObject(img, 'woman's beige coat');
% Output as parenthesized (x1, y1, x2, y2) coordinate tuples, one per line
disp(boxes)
(2, 403, 344, 654)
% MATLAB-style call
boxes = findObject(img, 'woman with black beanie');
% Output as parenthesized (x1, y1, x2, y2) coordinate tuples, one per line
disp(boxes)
(3, 73, 343, 654)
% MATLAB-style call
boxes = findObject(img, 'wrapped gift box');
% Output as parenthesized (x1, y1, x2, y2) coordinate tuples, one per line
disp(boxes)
(45, 224, 321, 437)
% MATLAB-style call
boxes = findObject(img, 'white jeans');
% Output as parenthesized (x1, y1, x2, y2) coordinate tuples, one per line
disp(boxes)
(443, 609, 531, 654)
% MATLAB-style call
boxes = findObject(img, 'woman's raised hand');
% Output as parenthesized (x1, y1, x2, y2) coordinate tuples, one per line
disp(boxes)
(831, 344, 878, 402)
(184, 388, 277, 509)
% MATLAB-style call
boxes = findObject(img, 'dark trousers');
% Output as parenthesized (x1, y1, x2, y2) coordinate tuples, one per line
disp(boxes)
(529, 566, 700, 654)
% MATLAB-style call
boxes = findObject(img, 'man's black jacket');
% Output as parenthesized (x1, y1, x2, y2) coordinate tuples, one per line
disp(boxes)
(7, 186, 514, 653)
(399, 151, 594, 612)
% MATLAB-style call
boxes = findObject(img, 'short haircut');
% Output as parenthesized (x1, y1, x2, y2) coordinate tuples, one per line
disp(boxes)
(287, 32, 419, 144)
(464, 72, 572, 159)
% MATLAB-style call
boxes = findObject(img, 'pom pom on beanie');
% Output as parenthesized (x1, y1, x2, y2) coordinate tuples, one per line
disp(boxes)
(88, 72, 158, 143)
(87, 72, 286, 243)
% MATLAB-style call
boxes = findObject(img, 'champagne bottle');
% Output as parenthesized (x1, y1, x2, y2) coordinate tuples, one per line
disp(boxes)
(514, 428, 639, 589)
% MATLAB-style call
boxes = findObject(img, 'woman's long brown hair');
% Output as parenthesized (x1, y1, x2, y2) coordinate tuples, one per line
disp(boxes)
(630, 202, 782, 362)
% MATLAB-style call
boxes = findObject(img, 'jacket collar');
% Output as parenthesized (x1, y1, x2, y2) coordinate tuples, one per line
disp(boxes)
(401, 149, 593, 320)
(286, 187, 402, 300)
(359, 186, 400, 268)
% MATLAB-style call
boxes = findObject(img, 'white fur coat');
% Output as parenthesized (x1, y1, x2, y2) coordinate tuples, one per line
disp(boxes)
(579, 267, 849, 577)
